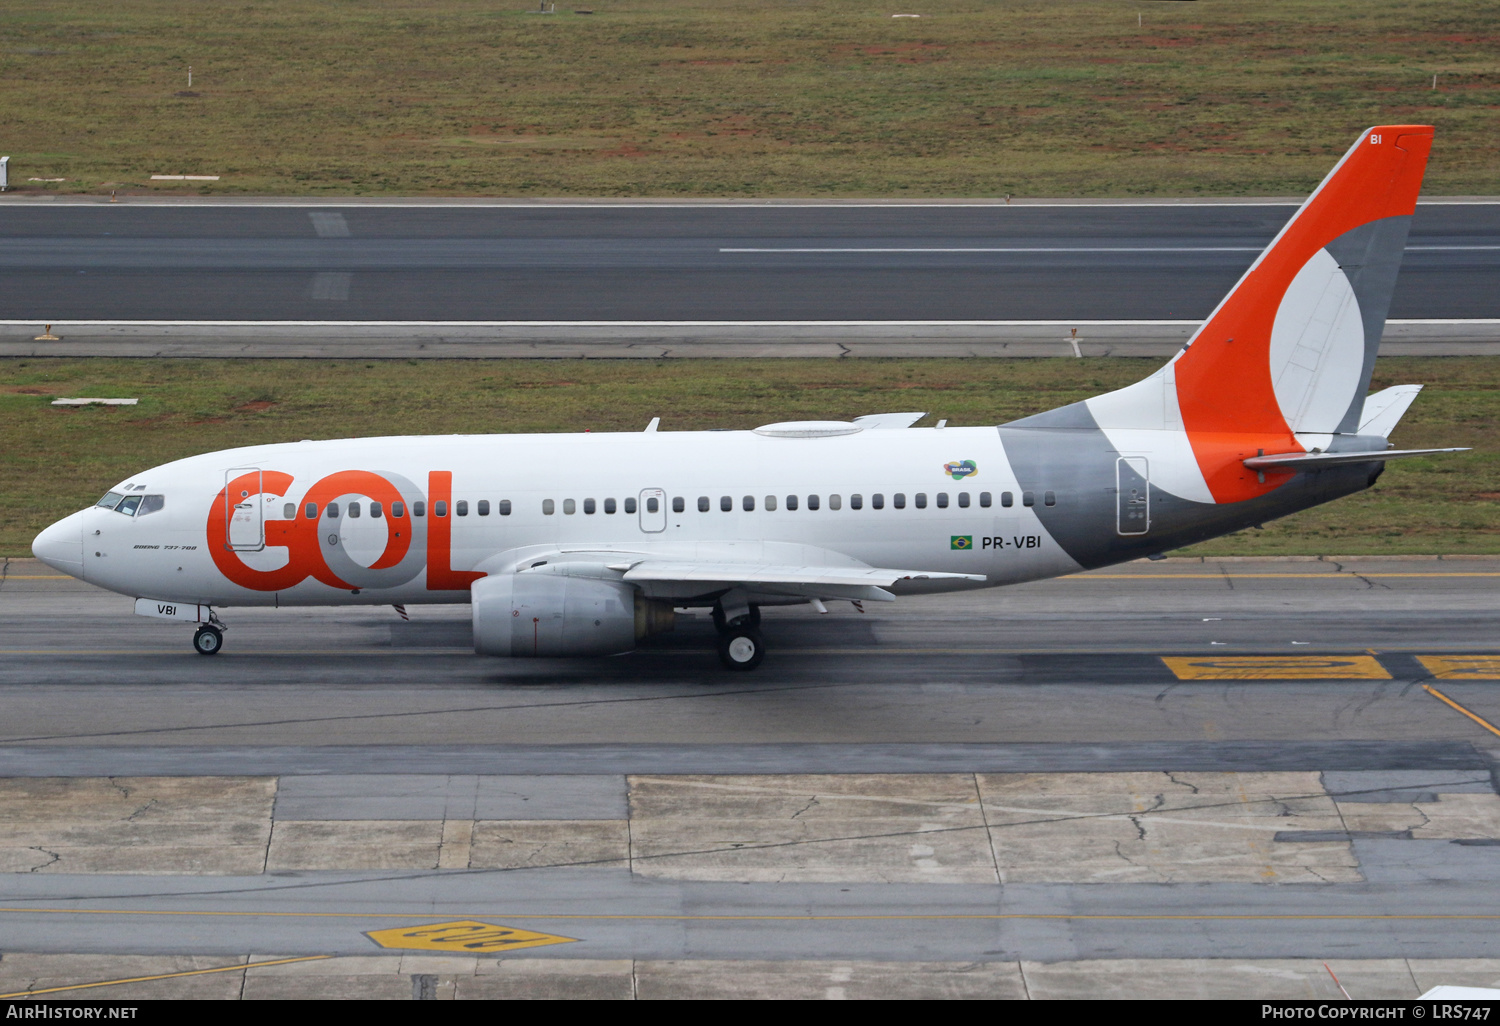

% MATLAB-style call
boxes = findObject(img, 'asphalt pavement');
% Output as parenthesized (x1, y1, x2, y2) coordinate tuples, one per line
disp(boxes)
(0, 200, 1496, 358)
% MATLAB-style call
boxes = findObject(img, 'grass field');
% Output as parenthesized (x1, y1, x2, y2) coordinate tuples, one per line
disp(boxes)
(3, 356, 1496, 557)
(1, 0, 1497, 197)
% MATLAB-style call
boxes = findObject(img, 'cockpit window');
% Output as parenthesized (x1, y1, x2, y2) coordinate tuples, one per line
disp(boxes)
(96, 491, 125, 509)
(137, 495, 165, 517)
(115, 494, 142, 516)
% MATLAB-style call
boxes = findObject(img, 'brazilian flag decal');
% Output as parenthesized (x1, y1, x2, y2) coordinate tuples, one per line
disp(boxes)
(951, 535, 973, 550)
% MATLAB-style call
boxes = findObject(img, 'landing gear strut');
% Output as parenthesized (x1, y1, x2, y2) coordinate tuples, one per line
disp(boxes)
(713, 602, 764, 670)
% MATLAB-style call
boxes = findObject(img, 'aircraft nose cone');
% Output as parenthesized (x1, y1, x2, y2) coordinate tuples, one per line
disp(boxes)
(32, 511, 86, 577)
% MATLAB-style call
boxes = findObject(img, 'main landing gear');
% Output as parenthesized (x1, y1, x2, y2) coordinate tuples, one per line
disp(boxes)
(713, 603, 764, 671)
(192, 611, 227, 656)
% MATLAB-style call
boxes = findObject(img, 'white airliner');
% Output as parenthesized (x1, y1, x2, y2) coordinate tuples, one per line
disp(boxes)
(32, 125, 1464, 669)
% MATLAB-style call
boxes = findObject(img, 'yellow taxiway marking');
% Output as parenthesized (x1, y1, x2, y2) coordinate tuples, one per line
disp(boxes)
(6, 906, 1500, 924)
(367, 920, 576, 953)
(0, 954, 330, 1000)
(1162, 655, 1391, 680)
(1418, 655, 1500, 681)
(1423, 684, 1500, 738)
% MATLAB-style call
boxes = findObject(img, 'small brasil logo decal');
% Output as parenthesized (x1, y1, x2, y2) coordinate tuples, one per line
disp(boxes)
(951, 536, 973, 550)
(944, 460, 977, 480)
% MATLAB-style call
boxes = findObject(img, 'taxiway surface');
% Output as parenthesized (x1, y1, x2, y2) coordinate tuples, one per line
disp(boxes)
(3, 556, 1498, 996)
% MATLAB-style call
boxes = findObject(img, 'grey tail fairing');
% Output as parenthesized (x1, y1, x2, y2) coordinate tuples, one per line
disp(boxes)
(997, 406, 1380, 572)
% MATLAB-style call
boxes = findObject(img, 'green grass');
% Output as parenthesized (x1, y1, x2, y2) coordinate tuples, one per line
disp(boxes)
(3, 356, 1496, 557)
(1, 0, 1497, 197)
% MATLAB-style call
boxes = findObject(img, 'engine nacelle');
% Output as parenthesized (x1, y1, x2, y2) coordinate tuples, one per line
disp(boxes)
(472, 573, 672, 657)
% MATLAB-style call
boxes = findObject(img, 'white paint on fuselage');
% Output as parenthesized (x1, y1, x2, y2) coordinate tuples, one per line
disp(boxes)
(73, 426, 1088, 608)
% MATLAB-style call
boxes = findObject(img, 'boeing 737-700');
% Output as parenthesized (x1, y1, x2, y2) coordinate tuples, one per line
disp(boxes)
(32, 126, 1463, 669)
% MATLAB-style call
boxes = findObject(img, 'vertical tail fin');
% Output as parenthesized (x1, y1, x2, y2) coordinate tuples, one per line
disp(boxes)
(1172, 126, 1433, 502)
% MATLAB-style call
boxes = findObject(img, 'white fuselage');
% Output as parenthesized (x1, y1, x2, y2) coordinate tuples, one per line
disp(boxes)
(43, 426, 1084, 609)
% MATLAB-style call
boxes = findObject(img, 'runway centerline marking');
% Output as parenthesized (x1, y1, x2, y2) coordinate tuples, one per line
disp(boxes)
(720, 246, 1263, 254)
(0, 955, 330, 1000)
(1422, 684, 1500, 738)
(1162, 656, 1391, 680)
(1417, 656, 1500, 681)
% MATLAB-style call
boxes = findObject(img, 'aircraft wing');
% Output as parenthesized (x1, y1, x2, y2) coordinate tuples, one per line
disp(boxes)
(615, 561, 985, 588)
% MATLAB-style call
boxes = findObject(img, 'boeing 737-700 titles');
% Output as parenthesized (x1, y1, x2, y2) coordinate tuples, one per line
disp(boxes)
(32, 126, 1464, 669)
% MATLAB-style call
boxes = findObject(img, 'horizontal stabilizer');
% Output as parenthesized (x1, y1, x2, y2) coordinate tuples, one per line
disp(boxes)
(1243, 447, 1467, 470)
(1358, 384, 1423, 438)
(620, 561, 984, 587)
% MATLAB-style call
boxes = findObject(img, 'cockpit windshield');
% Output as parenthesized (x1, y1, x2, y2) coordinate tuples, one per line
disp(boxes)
(95, 491, 165, 517)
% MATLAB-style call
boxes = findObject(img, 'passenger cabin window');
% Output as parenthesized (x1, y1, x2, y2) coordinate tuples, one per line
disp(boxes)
(413, 501, 426, 517)
(765, 495, 777, 511)
(624, 497, 637, 514)
(998, 492, 1010, 508)
(957, 492, 970, 508)
(720, 496, 732, 512)
(786, 494, 799, 511)
(499, 500, 511, 516)
(915, 493, 928, 509)
(851, 494, 863, 510)
(348, 502, 361, 518)
(542, 499, 555, 515)
(698, 496, 710, 512)
(372, 502, 384, 519)
(829, 494, 841, 510)
(672, 497, 684, 513)
(96, 491, 125, 509)
(477, 500, 489, 516)
(284, 502, 296, 519)
(456, 500, 468, 516)
(807, 494, 820, 511)
(393, 501, 405, 518)
(1022, 491, 1035, 507)
(647, 497, 659, 513)
(428, 500, 440, 517)
(1044, 491, 1056, 507)
(304, 502, 318, 519)
(584, 498, 596, 514)
(936, 493, 949, 509)
(563, 499, 576, 515)
(116, 494, 142, 516)
(326, 502, 340, 518)
(872, 493, 885, 509)
(743, 495, 755, 511)
(604, 498, 616, 514)
(894, 493, 906, 509)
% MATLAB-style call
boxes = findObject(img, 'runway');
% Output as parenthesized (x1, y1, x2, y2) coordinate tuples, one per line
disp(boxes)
(1, 200, 1498, 358)
(2, 556, 1499, 997)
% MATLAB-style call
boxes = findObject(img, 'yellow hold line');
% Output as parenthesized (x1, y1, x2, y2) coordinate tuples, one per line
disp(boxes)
(0, 954, 331, 999)
(1423, 684, 1500, 738)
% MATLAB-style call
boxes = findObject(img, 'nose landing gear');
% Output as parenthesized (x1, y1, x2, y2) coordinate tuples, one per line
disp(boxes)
(193, 625, 223, 655)
(192, 610, 227, 656)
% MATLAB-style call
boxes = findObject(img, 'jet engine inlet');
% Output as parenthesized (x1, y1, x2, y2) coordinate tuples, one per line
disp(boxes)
(472, 573, 637, 657)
